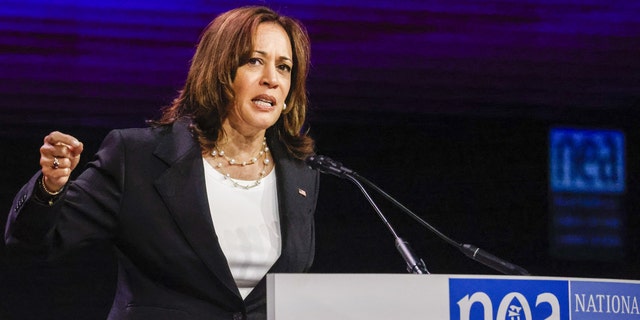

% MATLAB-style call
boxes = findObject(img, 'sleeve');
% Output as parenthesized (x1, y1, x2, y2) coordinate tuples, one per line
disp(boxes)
(4, 130, 126, 259)
(4, 171, 58, 251)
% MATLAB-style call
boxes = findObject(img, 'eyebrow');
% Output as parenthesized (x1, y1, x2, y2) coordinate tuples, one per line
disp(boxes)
(254, 50, 292, 63)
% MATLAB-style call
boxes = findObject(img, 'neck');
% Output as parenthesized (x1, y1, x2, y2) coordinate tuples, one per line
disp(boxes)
(216, 122, 267, 159)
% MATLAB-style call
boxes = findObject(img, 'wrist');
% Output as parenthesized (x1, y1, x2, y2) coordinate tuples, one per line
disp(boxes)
(40, 176, 64, 196)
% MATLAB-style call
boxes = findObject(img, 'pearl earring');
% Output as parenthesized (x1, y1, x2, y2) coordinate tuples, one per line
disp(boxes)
(283, 103, 287, 110)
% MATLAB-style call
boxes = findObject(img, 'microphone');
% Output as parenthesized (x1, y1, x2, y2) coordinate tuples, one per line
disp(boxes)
(305, 155, 353, 177)
(459, 244, 530, 276)
(307, 154, 530, 276)
(307, 155, 428, 274)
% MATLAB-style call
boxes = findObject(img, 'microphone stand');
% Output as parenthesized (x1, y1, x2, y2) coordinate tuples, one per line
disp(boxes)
(350, 172, 530, 276)
(343, 173, 429, 274)
(307, 154, 530, 275)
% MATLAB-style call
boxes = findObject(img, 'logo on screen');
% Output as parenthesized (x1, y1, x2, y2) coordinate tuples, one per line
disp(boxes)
(549, 128, 625, 194)
(449, 279, 569, 320)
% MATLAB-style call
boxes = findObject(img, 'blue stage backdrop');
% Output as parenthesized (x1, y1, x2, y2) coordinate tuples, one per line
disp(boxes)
(1, 0, 639, 125)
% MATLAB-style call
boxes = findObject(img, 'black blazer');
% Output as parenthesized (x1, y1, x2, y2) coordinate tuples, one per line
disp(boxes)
(5, 118, 320, 320)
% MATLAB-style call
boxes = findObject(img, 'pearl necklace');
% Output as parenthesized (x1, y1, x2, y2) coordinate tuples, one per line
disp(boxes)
(211, 137, 270, 189)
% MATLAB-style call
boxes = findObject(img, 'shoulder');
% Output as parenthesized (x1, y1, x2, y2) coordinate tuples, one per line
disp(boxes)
(102, 118, 193, 150)
(267, 130, 318, 185)
(91, 119, 198, 167)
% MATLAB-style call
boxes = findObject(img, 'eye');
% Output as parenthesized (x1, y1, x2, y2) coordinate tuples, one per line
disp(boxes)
(247, 57, 262, 65)
(278, 64, 292, 73)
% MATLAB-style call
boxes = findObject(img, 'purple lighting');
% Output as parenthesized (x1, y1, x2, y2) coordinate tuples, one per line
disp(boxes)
(1, 0, 639, 123)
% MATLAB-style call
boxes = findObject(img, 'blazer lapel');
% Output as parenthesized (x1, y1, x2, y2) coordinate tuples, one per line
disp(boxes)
(152, 120, 239, 297)
(244, 131, 320, 305)
(267, 132, 319, 274)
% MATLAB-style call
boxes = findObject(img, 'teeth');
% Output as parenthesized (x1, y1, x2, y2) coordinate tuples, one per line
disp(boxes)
(254, 99, 273, 107)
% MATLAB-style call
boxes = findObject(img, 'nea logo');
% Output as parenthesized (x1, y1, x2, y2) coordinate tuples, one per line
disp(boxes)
(549, 128, 625, 194)
(449, 279, 569, 320)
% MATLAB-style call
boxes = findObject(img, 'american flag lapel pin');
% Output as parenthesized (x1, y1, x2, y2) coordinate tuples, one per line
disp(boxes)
(298, 188, 307, 197)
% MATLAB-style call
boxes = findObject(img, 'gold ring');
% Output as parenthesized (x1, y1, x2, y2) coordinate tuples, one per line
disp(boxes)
(52, 157, 60, 169)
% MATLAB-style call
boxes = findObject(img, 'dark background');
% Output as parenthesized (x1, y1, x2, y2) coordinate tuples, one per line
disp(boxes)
(1, 0, 639, 319)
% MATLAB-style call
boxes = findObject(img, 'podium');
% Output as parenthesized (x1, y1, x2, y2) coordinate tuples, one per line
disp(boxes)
(267, 273, 640, 320)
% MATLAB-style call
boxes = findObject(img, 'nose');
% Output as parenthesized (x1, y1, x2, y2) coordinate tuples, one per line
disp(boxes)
(260, 64, 279, 88)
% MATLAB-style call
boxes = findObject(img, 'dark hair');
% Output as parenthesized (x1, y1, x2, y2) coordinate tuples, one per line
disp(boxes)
(154, 6, 314, 159)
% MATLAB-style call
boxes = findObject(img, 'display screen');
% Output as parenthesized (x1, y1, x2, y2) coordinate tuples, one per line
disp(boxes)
(549, 128, 626, 261)
(549, 128, 625, 194)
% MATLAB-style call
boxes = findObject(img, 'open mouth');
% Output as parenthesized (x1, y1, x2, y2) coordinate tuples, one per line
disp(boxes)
(253, 99, 273, 108)
(252, 95, 276, 109)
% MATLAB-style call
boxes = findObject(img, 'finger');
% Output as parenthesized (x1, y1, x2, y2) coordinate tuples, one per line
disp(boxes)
(51, 143, 75, 159)
(41, 166, 71, 191)
(52, 144, 83, 171)
(40, 155, 62, 172)
(44, 131, 81, 147)
(40, 151, 71, 168)
(44, 131, 83, 156)
(70, 141, 84, 158)
(40, 153, 74, 184)
(43, 166, 71, 180)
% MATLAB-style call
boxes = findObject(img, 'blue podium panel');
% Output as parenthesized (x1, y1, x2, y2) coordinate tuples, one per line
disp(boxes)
(268, 274, 640, 320)
(449, 278, 570, 320)
(450, 277, 640, 319)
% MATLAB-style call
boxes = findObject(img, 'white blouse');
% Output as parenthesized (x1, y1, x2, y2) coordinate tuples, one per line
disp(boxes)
(203, 159, 281, 299)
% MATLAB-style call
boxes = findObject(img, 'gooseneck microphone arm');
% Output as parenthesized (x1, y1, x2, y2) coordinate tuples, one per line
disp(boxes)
(343, 174, 429, 274)
(352, 172, 461, 249)
(351, 172, 530, 276)
(306, 155, 530, 276)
